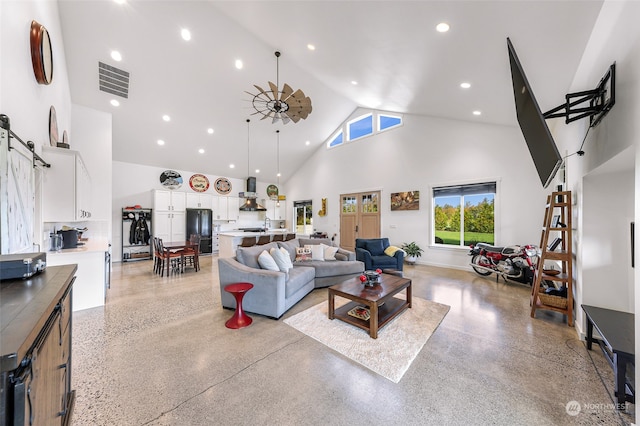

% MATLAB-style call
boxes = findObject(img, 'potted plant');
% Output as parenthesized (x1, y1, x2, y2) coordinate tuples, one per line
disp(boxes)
(401, 241, 423, 264)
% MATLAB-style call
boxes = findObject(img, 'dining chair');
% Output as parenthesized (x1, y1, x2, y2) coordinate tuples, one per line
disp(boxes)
(152, 237, 163, 275)
(157, 238, 184, 276)
(182, 234, 201, 272)
(256, 235, 271, 245)
(240, 236, 257, 247)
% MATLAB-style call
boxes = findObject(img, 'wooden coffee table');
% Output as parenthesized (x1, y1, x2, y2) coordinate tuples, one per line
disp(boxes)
(328, 273, 412, 339)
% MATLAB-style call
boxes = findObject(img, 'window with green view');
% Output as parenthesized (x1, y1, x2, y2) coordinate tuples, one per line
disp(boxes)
(433, 182, 496, 246)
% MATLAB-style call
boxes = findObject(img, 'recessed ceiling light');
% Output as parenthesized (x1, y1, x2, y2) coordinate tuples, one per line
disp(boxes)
(181, 28, 191, 41)
(110, 99, 120, 107)
(277, 172, 281, 177)
(255, 169, 260, 174)
(436, 22, 450, 33)
(162, 114, 170, 122)
(473, 110, 482, 116)
(307, 44, 316, 51)
(351, 81, 358, 85)
(113, 0, 126, 4)
(235, 59, 243, 70)
(460, 82, 471, 89)
(207, 128, 214, 134)
(111, 50, 122, 62)
(229, 164, 235, 169)
(305, 140, 310, 146)
(157, 139, 165, 146)
(198, 148, 205, 154)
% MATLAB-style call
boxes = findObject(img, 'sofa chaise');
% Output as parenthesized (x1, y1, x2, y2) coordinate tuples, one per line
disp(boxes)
(218, 238, 364, 319)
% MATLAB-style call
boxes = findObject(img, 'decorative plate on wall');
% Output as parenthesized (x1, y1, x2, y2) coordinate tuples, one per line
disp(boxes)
(189, 174, 210, 192)
(266, 184, 278, 198)
(49, 106, 58, 146)
(159, 170, 183, 190)
(30, 20, 53, 85)
(214, 177, 232, 195)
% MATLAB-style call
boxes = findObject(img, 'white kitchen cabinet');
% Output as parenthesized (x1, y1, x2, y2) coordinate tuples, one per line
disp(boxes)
(267, 199, 287, 220)
(213, 196, 240, 221)
(153, 211, 186, 243)
(186, 193, 213, 209)
(42, 147, 92, 222)
(153, 190, 186, 242)
(153, 189, 186, 212)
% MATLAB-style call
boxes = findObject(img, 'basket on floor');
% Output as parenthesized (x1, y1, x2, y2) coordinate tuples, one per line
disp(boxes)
(538, 288, 568, 309)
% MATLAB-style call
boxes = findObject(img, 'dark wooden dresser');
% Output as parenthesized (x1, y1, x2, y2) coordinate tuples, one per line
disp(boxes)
(1, 264, 77, 426)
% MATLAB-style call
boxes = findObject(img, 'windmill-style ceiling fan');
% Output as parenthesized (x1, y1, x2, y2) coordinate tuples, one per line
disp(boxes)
(246, 51, 312, 124)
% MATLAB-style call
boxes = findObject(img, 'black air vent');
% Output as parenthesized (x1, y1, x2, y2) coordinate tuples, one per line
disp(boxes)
(98, 62, 130, 98)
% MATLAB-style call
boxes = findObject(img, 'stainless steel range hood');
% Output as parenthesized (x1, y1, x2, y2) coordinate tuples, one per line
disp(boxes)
(239, 177, 267, 211)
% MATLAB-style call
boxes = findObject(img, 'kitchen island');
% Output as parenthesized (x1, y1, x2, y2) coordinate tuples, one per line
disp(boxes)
(219, 230, 289, 258)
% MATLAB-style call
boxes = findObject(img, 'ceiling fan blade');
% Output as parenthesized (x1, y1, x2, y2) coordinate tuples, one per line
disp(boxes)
(280, 83, 294, 102)
(253, 84, 274, 100)
(268, 81, 280, 100)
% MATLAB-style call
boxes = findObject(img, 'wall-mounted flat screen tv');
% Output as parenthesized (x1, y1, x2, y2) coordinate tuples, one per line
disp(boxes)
(507, 38, 562, 188)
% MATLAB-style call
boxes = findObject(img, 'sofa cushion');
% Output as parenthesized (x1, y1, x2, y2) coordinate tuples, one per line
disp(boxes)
(295, 246, 312, 262)
(324, 245, 339, 260)
(258, 250, 280, 271)
(300, 260, 364, 278)
(285, 266, 315, 298)
(365, 239, 385, 256)
(278, 240, 300, 262)
(270, 247, 293, 273)
(384, 245, 402, 256)
(298, 237, 333, 247)
(370, 254, 398, 268)
(308, 244, 325, 261)
(237, 242, 279, 269)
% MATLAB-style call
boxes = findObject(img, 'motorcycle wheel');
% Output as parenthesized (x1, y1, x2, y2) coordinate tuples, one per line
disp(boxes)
(471, 255, 493, 276)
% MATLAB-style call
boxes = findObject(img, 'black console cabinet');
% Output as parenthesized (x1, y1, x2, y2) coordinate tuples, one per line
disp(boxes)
(1, 264, 77, 425)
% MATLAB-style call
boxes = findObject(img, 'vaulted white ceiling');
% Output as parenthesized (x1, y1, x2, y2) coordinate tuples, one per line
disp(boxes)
(58, 0, 603, 182)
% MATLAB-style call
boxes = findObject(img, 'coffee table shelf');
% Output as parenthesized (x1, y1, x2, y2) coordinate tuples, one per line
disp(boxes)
(333, 298, 409, 333)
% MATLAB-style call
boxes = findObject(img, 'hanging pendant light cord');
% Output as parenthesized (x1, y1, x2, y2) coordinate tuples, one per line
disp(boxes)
(246, 119, 250, 176)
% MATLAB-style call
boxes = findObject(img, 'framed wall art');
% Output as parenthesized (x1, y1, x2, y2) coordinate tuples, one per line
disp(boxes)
(390, 191, 419, 211)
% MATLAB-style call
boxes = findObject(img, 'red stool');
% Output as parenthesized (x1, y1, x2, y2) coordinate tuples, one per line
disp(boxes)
(224, 283, 254, 329)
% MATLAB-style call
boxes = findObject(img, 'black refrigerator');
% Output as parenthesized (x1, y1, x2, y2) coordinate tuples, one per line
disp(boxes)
(186, 209, 213, 254)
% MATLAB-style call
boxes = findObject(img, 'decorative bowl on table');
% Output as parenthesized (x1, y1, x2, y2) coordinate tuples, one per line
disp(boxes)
(360, 269, 382, 287)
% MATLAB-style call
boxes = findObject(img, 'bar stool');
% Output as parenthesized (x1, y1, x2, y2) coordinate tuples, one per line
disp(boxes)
(256, 235, 271, 245)
(285, 233, 296, 241)
(272, 234, 285, 242)
(240, 236, 257, 247)
(224, 283, 254, 329)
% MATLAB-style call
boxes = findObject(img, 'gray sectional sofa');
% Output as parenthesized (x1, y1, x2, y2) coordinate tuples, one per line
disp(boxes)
(218, 238, 364, 319)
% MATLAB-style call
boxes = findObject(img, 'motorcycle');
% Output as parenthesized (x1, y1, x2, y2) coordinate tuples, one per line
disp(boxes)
(468, 242, 539, 284)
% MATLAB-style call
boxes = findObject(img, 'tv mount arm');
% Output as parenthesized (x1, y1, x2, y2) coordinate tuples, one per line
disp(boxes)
(543, 63, 615, 128)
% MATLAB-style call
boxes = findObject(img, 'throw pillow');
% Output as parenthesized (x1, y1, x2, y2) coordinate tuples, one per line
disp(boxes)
(324, 245, 339, 260)
(270, 247, 293, 272)
(258, 250, 280, 271)
(384, 245, 401, 257)
(295, 246, 312, 262)
(307, 244, 325, 261)
(365, 239, 385, 256)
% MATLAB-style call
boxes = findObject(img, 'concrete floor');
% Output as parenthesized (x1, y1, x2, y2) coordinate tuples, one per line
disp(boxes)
(70, 256, 634, 425)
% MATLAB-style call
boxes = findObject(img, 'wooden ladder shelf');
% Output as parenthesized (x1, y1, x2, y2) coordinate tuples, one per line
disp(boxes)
(531, 191, 574, 326)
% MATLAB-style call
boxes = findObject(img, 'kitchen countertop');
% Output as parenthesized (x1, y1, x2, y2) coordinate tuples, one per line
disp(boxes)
(47, 238, 110, 255)
(220, 230, 289, 238)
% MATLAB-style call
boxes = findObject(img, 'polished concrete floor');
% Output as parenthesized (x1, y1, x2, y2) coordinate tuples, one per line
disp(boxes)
(71, 256, 634, 425)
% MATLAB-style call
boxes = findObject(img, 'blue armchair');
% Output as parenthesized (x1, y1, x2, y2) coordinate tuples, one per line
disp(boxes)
(355, 238, 404, 272)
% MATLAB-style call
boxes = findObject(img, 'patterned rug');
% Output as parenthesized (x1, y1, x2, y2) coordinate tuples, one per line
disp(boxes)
(284, 296, 450, 383)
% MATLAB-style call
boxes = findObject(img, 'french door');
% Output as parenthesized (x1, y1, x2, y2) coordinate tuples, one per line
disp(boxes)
(339, 191, 380, 251)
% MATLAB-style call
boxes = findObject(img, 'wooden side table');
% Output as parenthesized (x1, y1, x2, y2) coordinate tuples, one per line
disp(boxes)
(224, 283, 254, 329)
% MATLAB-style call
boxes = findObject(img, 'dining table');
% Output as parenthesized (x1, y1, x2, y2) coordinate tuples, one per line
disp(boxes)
(163, 240, 198, 276)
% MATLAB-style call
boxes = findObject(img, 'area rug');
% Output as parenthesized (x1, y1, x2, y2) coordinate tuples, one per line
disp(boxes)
(283, 297, 450, 383)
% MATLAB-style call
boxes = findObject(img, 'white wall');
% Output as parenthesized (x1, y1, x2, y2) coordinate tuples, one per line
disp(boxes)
(552, 0, 640, 338)
(285, 111, 549, 270)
